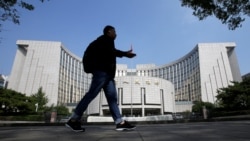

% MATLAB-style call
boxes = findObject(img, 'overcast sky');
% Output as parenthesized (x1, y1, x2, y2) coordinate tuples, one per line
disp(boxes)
(1, 0, 249, 76)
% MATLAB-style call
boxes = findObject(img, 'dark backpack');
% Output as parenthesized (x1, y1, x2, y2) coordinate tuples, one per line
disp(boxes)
(82, 42, 95, 73)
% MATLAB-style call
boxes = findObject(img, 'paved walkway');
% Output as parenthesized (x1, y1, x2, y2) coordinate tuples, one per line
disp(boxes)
(1, 121, 250, 141)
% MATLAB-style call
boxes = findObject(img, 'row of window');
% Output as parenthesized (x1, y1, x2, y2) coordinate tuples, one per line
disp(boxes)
(118, 49, 202, 102)
(58, 49, 89, 105)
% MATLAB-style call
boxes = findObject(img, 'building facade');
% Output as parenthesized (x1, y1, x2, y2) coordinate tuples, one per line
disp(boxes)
(8, 40, 91, 107)
(131, 43, 242, 111)
(8, 40, 242, 114)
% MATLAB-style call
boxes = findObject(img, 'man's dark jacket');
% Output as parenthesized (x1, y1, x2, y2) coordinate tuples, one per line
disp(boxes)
(83, 35, 127, 78)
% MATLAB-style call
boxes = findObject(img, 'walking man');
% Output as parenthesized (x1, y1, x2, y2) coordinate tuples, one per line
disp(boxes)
(66, 25, 136, 132)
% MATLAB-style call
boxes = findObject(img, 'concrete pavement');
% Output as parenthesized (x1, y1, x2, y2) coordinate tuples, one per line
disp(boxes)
(1, 121, 250, 141)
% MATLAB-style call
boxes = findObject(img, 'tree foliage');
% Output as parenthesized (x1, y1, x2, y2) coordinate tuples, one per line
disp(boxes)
(191, 101, 215, 119)
(180, 0, 250, 30)
(0, 0, 48, 32)
(192, 101, 215, 113)
(30, 87, 48, 112)
(216, 77, 250, 110)
(45, 104, 69, 115)
(0, 88, 33, 114)
(0, 87, 70, 118)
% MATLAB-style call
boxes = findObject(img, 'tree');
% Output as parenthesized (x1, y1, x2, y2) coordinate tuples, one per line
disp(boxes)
(30, 87, 48, 113)
(0, 0, 48, 32)
(216, 77, 250, 110)
(0, 88, 32, 114)
(55, 104, 69, 115)
(192, 101, 215, 118)
(180, 0, 250, 30)
(45, 104, 69, 115)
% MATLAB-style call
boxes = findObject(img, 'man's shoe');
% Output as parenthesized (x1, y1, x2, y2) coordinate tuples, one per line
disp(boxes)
(116, 120, 136, 131)
(65, 119, 85, 132)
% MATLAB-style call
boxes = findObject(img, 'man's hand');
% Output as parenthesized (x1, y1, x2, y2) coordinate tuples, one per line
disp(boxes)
(126, 49, 136, 58)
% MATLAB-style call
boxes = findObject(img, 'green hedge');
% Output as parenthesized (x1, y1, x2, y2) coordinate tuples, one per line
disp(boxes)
(212, 110, 250, 117)
(0, 115, 44, 121)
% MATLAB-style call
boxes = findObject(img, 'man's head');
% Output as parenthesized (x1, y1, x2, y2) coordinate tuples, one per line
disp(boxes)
(103, 25, 116, 39)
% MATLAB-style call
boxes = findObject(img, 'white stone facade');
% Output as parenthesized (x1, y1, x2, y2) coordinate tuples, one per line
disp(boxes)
(8, 40, 242, 114)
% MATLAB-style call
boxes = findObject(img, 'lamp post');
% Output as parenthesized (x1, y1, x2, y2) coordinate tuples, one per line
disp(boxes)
(1, 103, 5, 109)
(1, 103, 6, 114)
(35, 103, 38, 112)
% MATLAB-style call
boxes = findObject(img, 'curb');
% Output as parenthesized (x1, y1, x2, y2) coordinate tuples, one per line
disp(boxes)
(1, 117, 250, 127)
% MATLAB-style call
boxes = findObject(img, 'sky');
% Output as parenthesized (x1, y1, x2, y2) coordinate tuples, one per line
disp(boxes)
(0, 0, 250, 76)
